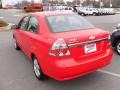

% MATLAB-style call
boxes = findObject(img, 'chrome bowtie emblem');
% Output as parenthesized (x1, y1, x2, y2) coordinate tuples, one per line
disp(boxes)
(89, 35, 96, 40)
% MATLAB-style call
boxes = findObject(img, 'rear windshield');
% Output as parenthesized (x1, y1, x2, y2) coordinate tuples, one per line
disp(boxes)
(46, 14, 95, 33)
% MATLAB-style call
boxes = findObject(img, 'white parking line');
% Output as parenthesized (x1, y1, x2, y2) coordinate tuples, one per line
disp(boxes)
(13, 15, 21, 17)
(99, 70, 120, 78)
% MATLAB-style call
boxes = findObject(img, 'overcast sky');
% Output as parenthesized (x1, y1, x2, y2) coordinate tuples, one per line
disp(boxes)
(2, 0, 73, 6)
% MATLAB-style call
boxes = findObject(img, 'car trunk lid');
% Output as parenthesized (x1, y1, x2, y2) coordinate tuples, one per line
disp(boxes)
(49, 28, 109, 61)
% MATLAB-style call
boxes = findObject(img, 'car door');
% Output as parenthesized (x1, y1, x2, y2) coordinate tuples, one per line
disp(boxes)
(20, 16, 39, 57)
(15, 16, 30, 49)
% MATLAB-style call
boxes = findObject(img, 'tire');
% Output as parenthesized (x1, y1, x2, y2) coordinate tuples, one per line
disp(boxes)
(78, 12, 81, 15)
(14, 39, 20, 50)
(115, 40, 120, 55)
(81, 13, 85, 16)
(93, 13, 96, 16)
(33, 57, 45, 80)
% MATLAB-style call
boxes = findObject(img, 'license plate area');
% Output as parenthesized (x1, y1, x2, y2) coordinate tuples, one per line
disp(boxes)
(84, 43, 97, 54)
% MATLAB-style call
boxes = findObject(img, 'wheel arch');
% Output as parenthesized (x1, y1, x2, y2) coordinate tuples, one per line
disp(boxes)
(30, 50, 43, 68)
(13, 34, 15, 39)
(31, 53, 35, 61)
(30, 52, 47, 75)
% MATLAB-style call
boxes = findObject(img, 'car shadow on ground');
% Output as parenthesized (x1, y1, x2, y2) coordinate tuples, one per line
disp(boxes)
(37, 72, 106, 89)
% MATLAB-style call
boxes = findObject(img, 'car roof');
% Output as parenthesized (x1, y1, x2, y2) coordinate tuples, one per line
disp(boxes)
(29, 11, 75, 17)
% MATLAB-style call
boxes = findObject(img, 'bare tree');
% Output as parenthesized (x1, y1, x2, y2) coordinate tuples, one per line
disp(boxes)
(0, 0, 2, 8)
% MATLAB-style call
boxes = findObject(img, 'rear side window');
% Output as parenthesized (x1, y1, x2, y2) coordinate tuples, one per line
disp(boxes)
(27, 17, 39, 33)
(19, 16, 30, 30)
(46, 15, 94, 33)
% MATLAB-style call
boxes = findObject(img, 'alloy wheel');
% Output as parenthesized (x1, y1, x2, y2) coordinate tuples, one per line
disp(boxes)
(33, 58, 41, 77)
(117, 41, 120, 55)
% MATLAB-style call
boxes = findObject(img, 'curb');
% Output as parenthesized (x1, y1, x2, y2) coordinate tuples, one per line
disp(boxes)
(0, 23, 14, 32)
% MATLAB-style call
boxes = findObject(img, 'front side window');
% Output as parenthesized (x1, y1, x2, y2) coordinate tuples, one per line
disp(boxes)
(27, 17, 39, 33)
(46, 14, 95, 33)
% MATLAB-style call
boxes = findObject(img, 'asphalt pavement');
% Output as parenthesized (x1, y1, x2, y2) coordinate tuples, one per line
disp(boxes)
(0, 9, 23, 24)
(0, 9, 120, 90)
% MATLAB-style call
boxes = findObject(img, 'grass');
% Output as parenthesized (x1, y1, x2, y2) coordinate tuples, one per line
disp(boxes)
(0, 20, 9, 32)
(0, 20, 8, 27)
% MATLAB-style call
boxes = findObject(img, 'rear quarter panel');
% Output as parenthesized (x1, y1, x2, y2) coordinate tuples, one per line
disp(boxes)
(30, 15, 55, 73)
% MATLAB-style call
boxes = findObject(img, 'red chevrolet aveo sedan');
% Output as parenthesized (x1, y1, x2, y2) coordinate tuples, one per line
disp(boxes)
(12, 12, 113, 81)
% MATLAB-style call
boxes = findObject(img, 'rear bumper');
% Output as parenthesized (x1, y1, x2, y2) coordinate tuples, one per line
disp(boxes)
(44, 49, 113, 81)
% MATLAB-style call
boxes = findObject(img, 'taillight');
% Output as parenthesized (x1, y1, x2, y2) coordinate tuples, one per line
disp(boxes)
(49, 38, 71, 56)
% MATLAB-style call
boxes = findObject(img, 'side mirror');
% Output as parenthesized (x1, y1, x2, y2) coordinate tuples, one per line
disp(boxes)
(116, 23, 120, 29)
(11, 24, 18, 29)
